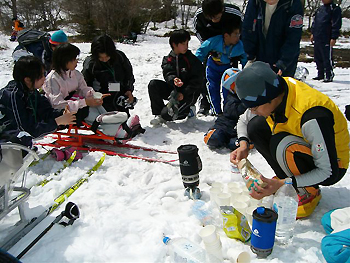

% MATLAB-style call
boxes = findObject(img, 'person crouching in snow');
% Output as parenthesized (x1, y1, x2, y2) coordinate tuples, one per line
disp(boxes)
(148, 29, 204, 126)
(230, 61, 349, 219)
(82, 34, 136, 114)
(43, 43, 144, 144)
(204, 68, 247, 150)
(0, 56, 75, 147)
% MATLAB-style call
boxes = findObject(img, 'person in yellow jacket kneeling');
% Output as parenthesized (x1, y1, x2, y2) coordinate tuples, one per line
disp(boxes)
(230, 61, 349, 218)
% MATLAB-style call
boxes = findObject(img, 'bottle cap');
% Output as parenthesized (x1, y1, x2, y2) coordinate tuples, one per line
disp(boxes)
(257, 207, 265, 215)
(253, 207, 278, 223)
(163, 236, 171, 244)
(285, 178, 292, 184)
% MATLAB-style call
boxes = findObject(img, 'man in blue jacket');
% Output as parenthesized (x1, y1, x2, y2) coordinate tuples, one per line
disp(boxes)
(242, 0, 303, 77)
(311, 0, 342, 82)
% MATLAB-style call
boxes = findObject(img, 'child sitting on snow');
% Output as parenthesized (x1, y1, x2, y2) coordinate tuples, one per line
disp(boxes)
(148, 29, 204, 125)
(43, 43, 144, 143)
(204, 68, 247, 150)
(82, 34, 136, 113)
(0, 56, 75, 147)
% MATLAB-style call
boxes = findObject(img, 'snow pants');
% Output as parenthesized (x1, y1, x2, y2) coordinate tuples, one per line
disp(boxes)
(246, 116, 346, 185)
(314, 40, 334, 79)
(206, 57, 231, 115)
(204, 128, 238, 150)
(148, 79, 199, 120)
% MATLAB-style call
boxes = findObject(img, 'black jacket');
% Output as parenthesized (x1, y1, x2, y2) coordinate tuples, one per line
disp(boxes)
(194, 4, 243, 43)
(212, 92, 246, 137)
(0, 80, 60, 145)
(242, 0, 303, 77)
(161, 50, 204, 97)
(311, 2, 342, 43)
(82, 51, 135, 112)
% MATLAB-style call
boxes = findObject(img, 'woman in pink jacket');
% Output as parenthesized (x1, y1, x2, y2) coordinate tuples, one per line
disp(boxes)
(43, 43, 144, 142)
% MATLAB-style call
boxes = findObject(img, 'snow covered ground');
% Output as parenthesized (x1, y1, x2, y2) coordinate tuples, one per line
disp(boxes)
(0, 29, 349, 263)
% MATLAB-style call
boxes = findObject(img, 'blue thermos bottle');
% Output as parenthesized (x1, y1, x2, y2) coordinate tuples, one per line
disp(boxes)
(251, 207, 278, 258)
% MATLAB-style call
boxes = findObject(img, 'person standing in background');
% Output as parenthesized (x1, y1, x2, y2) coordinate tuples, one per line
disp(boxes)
(193, 0, 243, 116)
(311, 0, 342, 82)
(242, 0, 303, 77)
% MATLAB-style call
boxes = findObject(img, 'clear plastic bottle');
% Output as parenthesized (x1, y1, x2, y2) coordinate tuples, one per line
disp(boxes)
(192, 200, 214, 226)
(272, 178, 298, 245)
(163, 236, 207, 263)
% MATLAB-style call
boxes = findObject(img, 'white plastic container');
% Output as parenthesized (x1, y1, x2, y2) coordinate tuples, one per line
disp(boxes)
(163, 236, 220, 263)
(273, 178, 298, 245)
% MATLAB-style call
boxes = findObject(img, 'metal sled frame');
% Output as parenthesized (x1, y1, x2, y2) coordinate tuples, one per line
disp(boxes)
(0, 143, 40, 251)
(47, 121, 119, 148)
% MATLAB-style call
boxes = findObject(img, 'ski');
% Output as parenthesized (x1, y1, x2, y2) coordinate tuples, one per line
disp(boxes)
(11, 151, 78, 203)
(48, 153, 106, 213)
(1, 154, 105, 251)
(37, 151, 77, 187)
(29, 150, 52, 167)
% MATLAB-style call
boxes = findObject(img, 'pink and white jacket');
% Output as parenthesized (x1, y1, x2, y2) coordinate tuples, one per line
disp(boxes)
(43, 69, 93, 112)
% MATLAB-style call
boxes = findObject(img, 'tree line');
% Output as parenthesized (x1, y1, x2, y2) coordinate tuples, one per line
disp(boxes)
(0, 0, 349, 41)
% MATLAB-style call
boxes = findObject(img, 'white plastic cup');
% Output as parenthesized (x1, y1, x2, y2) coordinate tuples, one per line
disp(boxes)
(229, 187, 243, 199)
(93, 91, 103, 99)
(260, 195, 274, 209)
(209, 187, 222, 206)
(230, 187, 243, 204)
(245, 206, 256, 227)
(234, 195, 250, 206)
(227, 248, 251, 263)
(217, 193, 231, 206)
(248, 198, 261, 208)
(204, 238, 223, 261)
(199, 225, 218, 244)
(227, 182, 241, 189)
(211, 182, 224, 191)
(232, 201, 248, 215)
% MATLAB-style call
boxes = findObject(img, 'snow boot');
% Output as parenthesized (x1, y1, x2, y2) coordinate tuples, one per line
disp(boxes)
(184, 187, 202, 200)
(297, 187, 322, 219)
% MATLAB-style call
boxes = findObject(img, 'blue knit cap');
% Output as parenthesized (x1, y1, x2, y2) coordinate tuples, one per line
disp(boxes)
(49, 30, 68, 45)
(235, 61, 284, 108)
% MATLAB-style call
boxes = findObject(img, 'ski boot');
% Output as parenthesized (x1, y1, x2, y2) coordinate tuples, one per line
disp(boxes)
(184, 187, 202, 200)
(51, 147, 83, 161)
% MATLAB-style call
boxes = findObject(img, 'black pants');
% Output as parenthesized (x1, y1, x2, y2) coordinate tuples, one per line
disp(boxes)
(148, 79, 199, 120)
(247, 116, 346, 186)
(314, 41, 333, 79)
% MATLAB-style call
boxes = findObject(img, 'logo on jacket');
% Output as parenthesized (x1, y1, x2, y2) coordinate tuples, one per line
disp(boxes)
(290, 14, 303, 28)
(180, 67, 187, 73)
(315, 143, 325, 152)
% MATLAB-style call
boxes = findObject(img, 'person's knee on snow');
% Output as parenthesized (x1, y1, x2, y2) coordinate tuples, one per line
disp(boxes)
(204, 129, 229, 149)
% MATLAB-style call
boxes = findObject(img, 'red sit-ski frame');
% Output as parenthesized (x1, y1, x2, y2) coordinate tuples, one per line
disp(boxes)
(36, 122, 178, 164)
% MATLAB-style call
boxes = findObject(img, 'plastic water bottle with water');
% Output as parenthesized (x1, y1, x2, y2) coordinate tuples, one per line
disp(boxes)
(163, 236, 220, 263)
(272, 178, 298, 245)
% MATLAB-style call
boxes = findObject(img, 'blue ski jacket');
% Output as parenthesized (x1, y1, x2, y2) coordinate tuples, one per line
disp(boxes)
(311, 2, 342, 43)
(242, 0, 303, 77)
(195, 35, 247, 67)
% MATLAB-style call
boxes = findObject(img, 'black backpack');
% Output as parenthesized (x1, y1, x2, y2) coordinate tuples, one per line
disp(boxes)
(15, 29, 51, 60)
